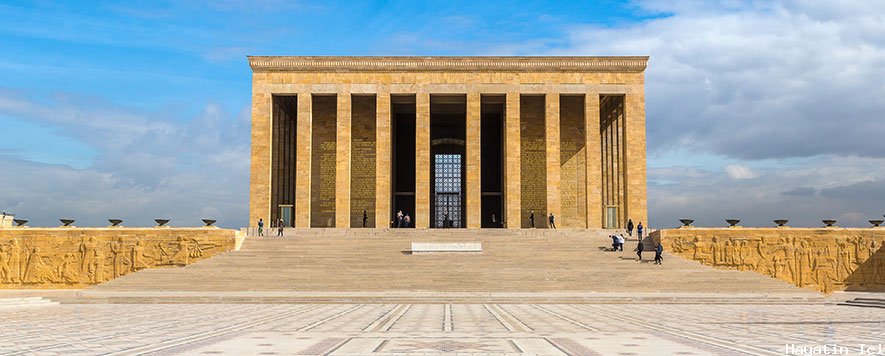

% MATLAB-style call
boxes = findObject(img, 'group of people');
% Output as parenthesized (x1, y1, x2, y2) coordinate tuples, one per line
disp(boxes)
(394, 210, 411, 228)
(527, 210, 557, 229)
(610, 219, 663, 265)
(255, 218, 286, 237)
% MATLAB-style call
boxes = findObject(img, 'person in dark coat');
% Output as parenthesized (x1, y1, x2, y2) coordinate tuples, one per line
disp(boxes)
(548, 213, 556, 229)
(529, 210, 535, 228)
(626, 219, 634, 237)
(362, 210, 368, 227)
(636, 240, 644, 261)
(637, 222, 644, 239)
(654, 244, 664, 265)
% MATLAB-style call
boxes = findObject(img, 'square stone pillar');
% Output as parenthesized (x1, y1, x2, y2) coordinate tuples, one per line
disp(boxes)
(249, 91, 271, 227)
(415, 93, 430, 229)
(545, 93, 561, 227)
(295, 93, 312, 228)
(335, 93, 351, 228)
(625, 91, 648, 226)
(585, 93, 603, 228)
(375, 93, 391, 229)
(466, 92, 481, 229)
(504, 92, 521, 229)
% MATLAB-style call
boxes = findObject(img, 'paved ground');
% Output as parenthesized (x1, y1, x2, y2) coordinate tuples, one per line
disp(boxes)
(1, 301, 882, 355)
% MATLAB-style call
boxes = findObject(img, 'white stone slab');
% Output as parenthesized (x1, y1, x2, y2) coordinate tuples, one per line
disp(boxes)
(411, 242, 482, 253)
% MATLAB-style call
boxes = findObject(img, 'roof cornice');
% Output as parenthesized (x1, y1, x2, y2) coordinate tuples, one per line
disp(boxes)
(248, 56, 648, 73)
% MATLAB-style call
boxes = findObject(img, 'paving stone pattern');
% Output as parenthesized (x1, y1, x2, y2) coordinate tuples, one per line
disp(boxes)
(0, 302, 882, 355)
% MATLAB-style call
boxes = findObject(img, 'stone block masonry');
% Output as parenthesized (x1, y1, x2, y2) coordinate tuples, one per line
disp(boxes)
(0, 228, 236, 288)
(652, 227, 885, 293)
(250, 56, 649, 229)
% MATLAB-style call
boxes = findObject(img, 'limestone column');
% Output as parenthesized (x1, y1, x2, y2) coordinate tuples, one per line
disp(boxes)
(624, 91, 648, 226)
(375, 93, 392, 229)
(415, 93, 430, 229)
(585, 93, 603, 228)
(545, 93, 561, 227)
(294, 93, 312, 228)
(466, 92, 481, 229)
(249, 92, 271, 227)
(504, 92, 521, 229)
(335, 93, 351, 228)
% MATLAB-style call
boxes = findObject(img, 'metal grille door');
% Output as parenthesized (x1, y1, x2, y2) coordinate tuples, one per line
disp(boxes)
(434, 154, 462, 228)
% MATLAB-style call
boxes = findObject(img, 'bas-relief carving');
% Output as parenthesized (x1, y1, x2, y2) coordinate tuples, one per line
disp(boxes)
(0, 232, 233, 288)
(661, 230, 884, 293)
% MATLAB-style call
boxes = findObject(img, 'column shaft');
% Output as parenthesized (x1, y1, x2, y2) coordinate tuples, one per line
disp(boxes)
(415, 93, 431, 229)
(466, 92, 481, 228)
(249, 92, 271, 227)
(504, 92, 521, 229)
(585, 93, 603, 228)
(624, 91, 648, 226)
(335, 93, 352, 227)
(294, 93, 312, 228)
(545, 93, 561, 227)
(375, 93, 391, 229)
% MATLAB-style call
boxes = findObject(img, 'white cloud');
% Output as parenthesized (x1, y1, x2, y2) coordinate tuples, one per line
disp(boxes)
(724, 164, 757, 180)
(0, 91, 250, 228)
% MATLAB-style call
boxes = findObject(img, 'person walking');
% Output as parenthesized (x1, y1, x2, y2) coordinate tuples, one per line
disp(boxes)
(529, 210, 535, 228)
(637, 222, 644, 240)
(277, 219, 284, 237)
(636, 239, 644, 261)
(617, 234, 626, 251)
(362, 210, 368, 228)
(403, 213, 411, 228)
(626, 219, 634, 237)
(257, 218, 264, 236)
(396, 210, 403, 228)
(654, 244, 664, 265)
(548, 213, 556, 229)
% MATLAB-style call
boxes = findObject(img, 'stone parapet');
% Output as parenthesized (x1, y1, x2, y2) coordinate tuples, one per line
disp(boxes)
(651, 228, 885, 293)
(0, 228, 237, 289)
(248, 56, 649, 73)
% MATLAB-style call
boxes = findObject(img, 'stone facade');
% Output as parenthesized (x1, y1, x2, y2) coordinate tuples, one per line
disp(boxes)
(652, 228, 885, 293)
(250, 56, 648, 229)
(0, 228, 236, 288)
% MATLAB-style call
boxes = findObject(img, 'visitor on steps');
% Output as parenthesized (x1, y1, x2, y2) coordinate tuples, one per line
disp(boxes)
(277, 219, 284, 237)
(611, 235, 619, 251)
(626, 219, 634, 237)
(529, 210, 535, 228)
(362, 210, 368, 228)
(404, 213, 411, 228)
(257, 218, 264, 236)
(654, 244, 664, 265)
(637, 222, 644, 239)
(548, 213, 556, 229)
(636, 240, 644, 261)
(617, 234, 625, 251)
(396, 210, 403, 228)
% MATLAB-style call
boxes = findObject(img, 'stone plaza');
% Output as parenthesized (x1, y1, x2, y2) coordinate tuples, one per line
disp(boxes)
(1, 297, 883, 355)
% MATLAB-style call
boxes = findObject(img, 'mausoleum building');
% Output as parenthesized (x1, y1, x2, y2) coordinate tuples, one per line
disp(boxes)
(249, 56, 648, 229)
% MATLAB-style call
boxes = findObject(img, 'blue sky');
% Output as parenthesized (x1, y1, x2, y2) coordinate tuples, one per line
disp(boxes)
(2, 1, 885, 228)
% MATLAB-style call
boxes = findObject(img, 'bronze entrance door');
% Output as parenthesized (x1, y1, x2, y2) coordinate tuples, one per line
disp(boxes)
(432, 153, 463, 228)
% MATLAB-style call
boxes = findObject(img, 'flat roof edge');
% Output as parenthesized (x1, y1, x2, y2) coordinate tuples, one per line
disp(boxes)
(247, 56, 649, 73)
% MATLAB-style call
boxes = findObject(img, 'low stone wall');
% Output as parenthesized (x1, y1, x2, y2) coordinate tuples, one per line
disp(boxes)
(651, 227, 885, 293)
(0, 228, 237, 288)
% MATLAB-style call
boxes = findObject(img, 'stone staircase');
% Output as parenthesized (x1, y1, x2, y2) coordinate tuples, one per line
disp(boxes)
(62, 229, 820, 303)
(839, 297, 885, 309)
